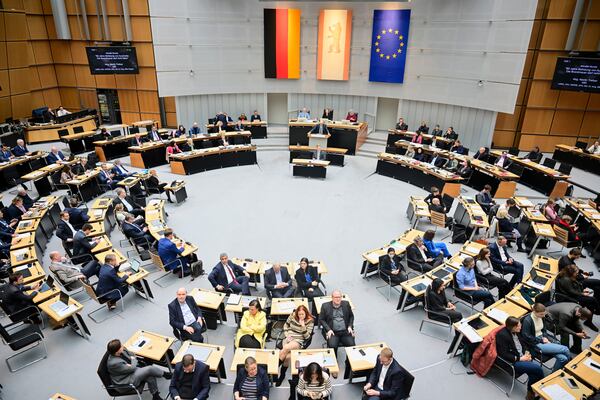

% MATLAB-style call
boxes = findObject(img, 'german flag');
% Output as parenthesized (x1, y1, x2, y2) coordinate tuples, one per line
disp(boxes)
(264, 8, 301, 79)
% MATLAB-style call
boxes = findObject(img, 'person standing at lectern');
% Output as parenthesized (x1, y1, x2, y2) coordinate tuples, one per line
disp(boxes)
(309, 119, 329, 135)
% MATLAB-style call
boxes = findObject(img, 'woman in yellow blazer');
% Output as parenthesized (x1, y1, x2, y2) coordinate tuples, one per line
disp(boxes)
(235, 299, 267, 348)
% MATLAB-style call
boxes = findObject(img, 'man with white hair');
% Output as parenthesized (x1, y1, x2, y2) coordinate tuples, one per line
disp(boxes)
(168, 287, 204, 342)
(48, 251, 100, 289)
(298, 107, 310, 119)
(12, 139, 29, 156)
(46, 146, 66, 163)
(114, 187, 144, 217)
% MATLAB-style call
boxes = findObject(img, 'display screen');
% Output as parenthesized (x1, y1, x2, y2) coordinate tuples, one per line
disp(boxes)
(551, 57, 600, 93)
(86, 47, 139, 75)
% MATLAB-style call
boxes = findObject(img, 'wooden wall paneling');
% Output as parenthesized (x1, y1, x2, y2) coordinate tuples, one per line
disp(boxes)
(86, 17, 102, 41)
(140, 112, 160, 126)
(120, 111, 141, 125)
(137, 90, 158, 113)
(523, 50, 534, 78)
(30, 40, 52, 64)
(74, 65, 96, 87)
(496, 106, 521, 131)
(26, 14, 48, 39)
(36, 64, 57, 88)
(28, 66, 41, 90)
(70, 41, 88, 64)
(517, 78, 529, 105)
(29, 89, 46, 109)
(67, 15, 84, 41)
(128, 0, 149, 16)
(135, 67, 157, 90)
(41, 0, 53, 14)
(59, 87, 79, 109)
(527, 80, 559, 107)
(4, 12, 28, 40)
(8, 67, 31, 94)
(588, 94, 600, 110)
(11, 92, 31, 117)
(44, 15, 57, 40)
(49, 40, 72, 63)
(107, 16, 125, 41)
(163, 96, 176, 112)
(557, 90, 589, 109)
(6, 41, 30, 68)
(0, 10, 5, 40)
(166, 112, 177, 127)
(117, 90, 140, 112)
(0, 97, 12, 121)
(63, 0, 78, 15)
(579, 111, 600, 136)
(492, 130, 516, 148)
(521, 108, 555, 134)
(547, 0, 576, 19)
(135, 42, 155, 67)
(590, 0, 600, 19)
(24, 0, 44, 14)
(94, 73, 116, 88)
(533, 51, 562, 79)
(42, 87, 61, 107)
(2, 1, 25, 11)
(519, 134, 576, 152)
(130, 16, 152, 42)
(0, 70, 10, 97)
(549, 110, 583, 135)
(78, 88, 98, 109)
(0, 42, 7, 70)
(540, 21, 570, 50)
(579, 22, 600, 51)
(115, 74, 137, 89)
(54, 64, 77, 87)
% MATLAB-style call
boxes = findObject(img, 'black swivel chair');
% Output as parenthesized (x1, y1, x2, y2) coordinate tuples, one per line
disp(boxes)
(542, 158, 557, 169)
(574, 140, 587, 150)
(0, 319, 47, 372)
(97, 351, 143, 399)
(557, 163, 572, 175)
(508, 147, 520, 156)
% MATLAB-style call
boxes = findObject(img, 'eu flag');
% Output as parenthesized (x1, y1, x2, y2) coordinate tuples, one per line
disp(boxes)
(369, 9, 411, 83)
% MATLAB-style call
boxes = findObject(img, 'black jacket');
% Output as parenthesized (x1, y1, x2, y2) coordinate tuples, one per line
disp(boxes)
(5, 204, 24, 221)
(169, 360, 210, 400)
(72, 230, 97, 256)
(295, 266, 320, 293)
(264, 266, 292, 291)
(56, 220, 76, 242)
(320, 300, 354, 333)
(495, 327, 525, 364)
(380, 254, 405, 275)
(168, 296, 203, 332)
(0, 283, 37, 314)
(114, 195, 142, 212)
(233, 365, 269, 398)
(406, 243, 429, 264)
(555, 277, 582, 299)
(368, 356, 408, 400)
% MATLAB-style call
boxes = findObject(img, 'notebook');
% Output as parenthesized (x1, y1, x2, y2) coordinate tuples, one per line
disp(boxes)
(49, 292, 70, 314)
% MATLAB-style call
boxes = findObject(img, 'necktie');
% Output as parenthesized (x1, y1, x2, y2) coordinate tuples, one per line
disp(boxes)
(225, 264, 238, 284)
(390, 258, 396, 270)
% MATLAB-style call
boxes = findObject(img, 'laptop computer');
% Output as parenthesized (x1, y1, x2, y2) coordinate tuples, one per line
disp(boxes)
(467, 317, 488, 330)
(49, 292, 70, 313)
(537, 261, 551, 272)
(39, 276, 55, 292)
(12, 264, 32, 278)
(433, 269, 451, 279)
(526, 270, 548, 290)
(412, 283, 427, 292)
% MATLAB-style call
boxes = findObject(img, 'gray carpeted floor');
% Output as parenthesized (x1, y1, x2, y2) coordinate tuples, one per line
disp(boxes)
(0, 131, 597, 399)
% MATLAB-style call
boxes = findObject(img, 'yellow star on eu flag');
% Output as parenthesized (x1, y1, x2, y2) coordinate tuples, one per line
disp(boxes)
(380, 54, 384, 58)
(377, 35, 381, 39)
(376, 48, 380, 52)
(392, 54, 397, 58)
(375, 42, 379, 46)
(400, 42, 404, 47)
(399, 35, 403, 40)
(381, 30, 386, 34)
(386, 55, 390, 59)
(397, 49, 401, 53)
(388, 28, 392, 33)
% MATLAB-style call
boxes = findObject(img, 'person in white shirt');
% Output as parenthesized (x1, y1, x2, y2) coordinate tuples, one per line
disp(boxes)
(364, 347, 408, 399)
(56, 106, 71, 117)
(168, 287, 204, 342)
(588, 140, 600, 155)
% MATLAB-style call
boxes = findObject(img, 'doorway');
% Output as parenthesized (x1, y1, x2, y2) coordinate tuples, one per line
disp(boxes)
(375, 97, 399, 131)
(267, 93, 288, 124)
(96, 89, 121, 124)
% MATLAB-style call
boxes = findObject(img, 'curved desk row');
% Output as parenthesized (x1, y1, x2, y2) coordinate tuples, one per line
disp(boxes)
(205, 121, 268, 139)
(0, 153, 47, 191)
(553, 144, 600, 176)
(288, 120, 368, 155)
(25, 116, 97, 144)
(169, 145, 257, 175)
(386, 129, 454, 150)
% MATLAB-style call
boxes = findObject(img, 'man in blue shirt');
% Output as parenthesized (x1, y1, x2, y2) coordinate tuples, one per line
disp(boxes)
(298, 108, 310, 119)
(456, 256, 495, 307)
(158, 228, 190, 276)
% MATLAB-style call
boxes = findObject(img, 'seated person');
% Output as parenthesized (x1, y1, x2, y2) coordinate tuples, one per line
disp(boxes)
(455, 256, 495, 307)
(309, 119, 329, 135)
(166, 140, 182, 161)
(413, 147, 427, 161)
(122, 214, 154, 249)
(56, 106, 71, 117)
(364, 347, 410, 400)
(147, 169, 172, 202)
(71, 158, 86, 175)
(0, 144, 13, 161)
(425, 278, 462, 323)
(543, 199, 560, 225)
(72, 223, 100, 257)
(473, 147, 489, 161)
(233, 356, 269, 400)
(474, 248, 511, 298)
(295, 257, 323, 299)
(131, 132, 146, 147)
(17, 189, 35, 210)
(1, 273, 41, 324)
(416, 121, 429, 134)
(450, 140, 464, 154)
(49, 251, 99, 289)
(422, 229, 451, 258)
(424, 186, 442, 205)
(556, 215, 581, 243)
(444, 157, 459, 172)
(98, 164, 117, 189)
(11, 139, 29, 156)
(320, 290, 355, 356)
(546, 302, 591, 353)
(277, 305, 315, 385)
(475, 184, 495, 213)
(298, 108, 311, 119)
(456, 159, 472, 177)
(114, 204, 144, 226)
(395, 118, 408, 131)
(250, 111, 262, 122)
(189, 122, 201, 135)
(495, 151, 511, 168)
(555, 265, 598, 331)
(379, 247, 407, 284)
(521, 303, 572, 372)
(431, 125, 443, 137)
(46, 146, 66, 163)
(114, 188, 144, 217)
(172, 125, 186, 138)
(264, 263, 294, 298)
(345, 110, 357, 122)
(112, 159, 132, 180)
(0, 209, 17, 240)
(495, 317, 544, 400)
(6, 196, 27, 221)
(443, 127, 458, 140)
(235, 300, 267, 349)
(296, 362, 333, 400)
(106, 339, 170, 400)
(495, 198, 519, 227)
(526, 146, 542, 161)
(147, 126, 162, 142)
(322, 108, 333, 120)
(59, 165, 74, 184)
(404, 145, 415, 158)
(96, 254, 131, 310)
(158, 229, 191, 276)
(208, 253, 250, 294)
(496, 208, 525, 252)
(168, 287, 204, 342)
(169, 354, 210, 400)
(489, 236, 524, 287)
(587, 141, 600, 155)
(406, 236, 443, 272)
(429, 153, 448, 168)
(428, 198, 452, 227)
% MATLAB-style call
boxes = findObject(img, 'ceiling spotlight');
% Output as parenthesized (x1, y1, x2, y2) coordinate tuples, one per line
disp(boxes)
(189, 70, 195, 77)
(478, 80, 484, 87)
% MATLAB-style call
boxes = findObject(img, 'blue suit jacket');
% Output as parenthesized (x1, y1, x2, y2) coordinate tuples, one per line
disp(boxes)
(489, 242, 510, 267)
(98, 170, 114, 185)
(65, 207, 89, 227)
(0, 219, 15, 240)
(0, 150, 12, 161)
(208, 261, 245, 288)
(96, 264, 128, 298)
(168, 296, 203, 331)
(46, 151, 65, 163)
(169, 360, 210, 400)
(158, 237, 184, 268)
(11, 145, 28, 156)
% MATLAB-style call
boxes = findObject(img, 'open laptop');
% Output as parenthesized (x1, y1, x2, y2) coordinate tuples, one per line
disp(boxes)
(39, 275, 55, 292)
(526, 269, 548, 290)
(12, 263, 32, 278)
(49, 292, 70, 314)
(467, 317, 488, 330)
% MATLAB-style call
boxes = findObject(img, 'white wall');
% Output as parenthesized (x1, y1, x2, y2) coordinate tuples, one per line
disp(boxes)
(175, 93, 266, 128)
(149, 0, 536, 114)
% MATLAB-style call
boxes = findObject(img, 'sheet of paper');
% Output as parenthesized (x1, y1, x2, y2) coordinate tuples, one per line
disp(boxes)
(464, 246, 480, 254)
(130, 335, 150, 351)
(278, 301, 296, 313)
(541, 384, 575, 400)
(298, 353, 324, 368)
(186, 346, 212, 362)
(227, 294, 241, 305)
(526, 280, 545, 290)
(459, 322, 482, 343)
(57, 304, 78, 317)
(487, 308, 509, 323)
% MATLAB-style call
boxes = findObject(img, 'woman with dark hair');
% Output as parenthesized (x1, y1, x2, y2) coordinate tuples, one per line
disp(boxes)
(235, 299, 267, 348)
(456, 159, 472, 178)
(277, 304, 314, 385)
(475, 248, 511, 298)
(296, 362, 332, 400)
(526, 146, 541, 161)
(556, 264, 598, 331)
(233, 356, 269, 400)
(411, 130, 423, 144)
(99, 127, 111, 140)
(422, 229, 451, 258)
(165, 140, 182, 161)
(60, 165, 74, 184)
(172, 125, 186, 138)
(424, 186, 442, 205)
(295, 257, 323, 299)
(425, 278, 462, 323)
(413, 147, 426, 161)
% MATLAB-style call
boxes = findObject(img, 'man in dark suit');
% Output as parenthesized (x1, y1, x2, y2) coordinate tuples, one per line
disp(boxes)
(1, 273, 41, 323)
(158, 229, 190, 275)
(189, 122, 201, 136)
(0, 144, 14, 161)
(395, 118, 408, 131)
(114, 188, 144, 217)
(169, 354, 210, 400)
(73, 223, 100, 257)
(122, 214, 153, 249)
(98, 164, 117, 189)
(473, 147, 489, 162)
(65, 198, 90, 229)
(56, 211, 77, 249)
(250, 111, 261, 122)
(131, 133, 146, 147)
(6, 197, 26, 221)
(443, 127, 458, 140)
(168, 287, 204, 342)
(309, 119, 329, 135)
(112, 160, 132, 180)
(429, 154, 447, 168)
(320, 290, 355, 355)
(97, 254, 130, 309)
(208, 253, 250, 295)
(364, 348, 409, 400)
(147, 126, 162, 142)
(46, 146, 66, 163)
(11, 139, 29, 156)
(546, 302, 592, 353)
(489, 236, 524, 287)
(475, 184, 495, 214)
(380, 248, 407, 285)
(406, 236, 443, 273)
(0, 209, 17, 240)
(264, 263, 294, 298)
(214, 112, 228, 128)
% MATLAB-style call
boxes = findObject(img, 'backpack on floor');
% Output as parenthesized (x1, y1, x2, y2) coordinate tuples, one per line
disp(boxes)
(451, 224, 468, 244)
(190, 260, 204, 278)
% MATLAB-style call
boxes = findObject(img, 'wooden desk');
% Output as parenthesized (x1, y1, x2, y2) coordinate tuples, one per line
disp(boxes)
(397, 275, 433, 312)
(344, 342, 388, 382)
(528, 222, 557, 258)
(27, 284, 60, 304)
(290, 348, 339, 375)
(270, 298, 310, 317)
(448, 313, 500, 356)
(94, 249, 127, 265)
(407, 196, 430, 228)
(289, 120, 368, 155)
(94, 134, 137, 162)
(554, 144, 600, 175)
(532, 370, 594, 400)
(11, 261, 44, 284)
(26, 116, 96, 143)
(291, 158, 330, 179)
(522, 208, 547, 223)
(523, 269, 555, 292)
(590, 335, 600, 356)
(230, 348, 279, 376)
(446, 252, 470, 269)
(170, 145, 257, 175)
(426, 264, 459, 284)
(50, 393, 78, 400)
(224, 295, 268, 313)
(454, 197, 489, 237)
(505, 284, 540, 311)
(38, 295, 89, 339)
(190, 288, 227, 328)
(15, 219, 37, 234)
(361, 238, 412, 268)
(289, 145, 347, 166)
(532, 255, 559, 275)
(11, 232, 35, 249)
(459, 241, 487, 257)
(483, 298, 529, 324)
(164, 180, 187, 204)
(172, 341, 227, 381)
(312, 295, 355, 315)
(564, 350, 600, 390)
(513, 196, 535, 209)
(125, 330, 175, 370)
(10, 246, 37, 267)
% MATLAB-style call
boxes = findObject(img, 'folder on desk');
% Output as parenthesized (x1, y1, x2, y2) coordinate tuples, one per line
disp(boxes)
(467, 317, 487, 330)
(13, 264, 32, 278)
(411, 283, 427, 292)
(186, 346, 212, 362)
(298, 354, 323, 368)
(433, 269, 451, 279)
(227, 294, 241, 305)
(537, 262, 551, 271)
(541, 384, 576, 400)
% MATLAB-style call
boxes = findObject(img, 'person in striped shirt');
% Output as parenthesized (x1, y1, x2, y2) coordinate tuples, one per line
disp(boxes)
(276, 305, 315, 386)
(296, 362, 333, 400)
